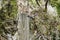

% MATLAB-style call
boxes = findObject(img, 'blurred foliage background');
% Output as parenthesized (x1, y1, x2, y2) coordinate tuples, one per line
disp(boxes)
(0, 0, 17, 35)
(50, 0, 60, 16)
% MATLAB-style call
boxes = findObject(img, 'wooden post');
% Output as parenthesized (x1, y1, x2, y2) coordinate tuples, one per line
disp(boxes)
(17, 0, 30, 40)
(17, 14, 29, 40)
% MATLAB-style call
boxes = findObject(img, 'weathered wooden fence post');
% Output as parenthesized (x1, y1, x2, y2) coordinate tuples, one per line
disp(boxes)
(17, 0, 30, 40)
